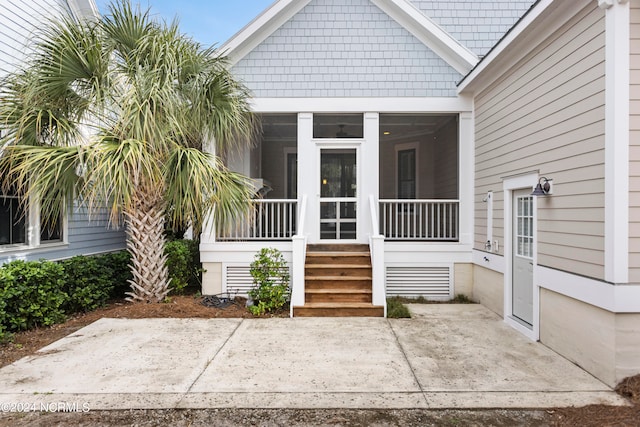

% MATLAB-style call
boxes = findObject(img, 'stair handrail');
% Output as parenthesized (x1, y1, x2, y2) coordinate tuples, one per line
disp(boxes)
(368, 195, 386, 316)
(290, 194, 308, 317)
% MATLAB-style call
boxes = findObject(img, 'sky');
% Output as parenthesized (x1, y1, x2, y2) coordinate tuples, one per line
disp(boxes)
(94, 0, 275, 47)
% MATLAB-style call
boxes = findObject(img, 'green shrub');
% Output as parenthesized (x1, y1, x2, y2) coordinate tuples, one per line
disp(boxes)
(96, 251, 132, 298)
(0, 260, 67, 333)
(60, 256, 113, 313)
(248, 248, 290, 316)
(386, 297, 411, 318)
(164, 239, 202, 295)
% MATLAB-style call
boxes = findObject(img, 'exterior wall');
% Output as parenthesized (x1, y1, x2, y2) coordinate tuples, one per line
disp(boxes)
(0, 0, 70, 75)
(0, 205, 127, 264)
(630, 1, 640, 282)
(453, 263, 473, 297)
(0, 0, 127, 264)
(474, 3, 606, 280)
(231, 0, 461, 98)
(472, 265, 503, 317)
(540, 288, 640, 387)
(411, 0, 535, 57)
(202, 262, 223, 295)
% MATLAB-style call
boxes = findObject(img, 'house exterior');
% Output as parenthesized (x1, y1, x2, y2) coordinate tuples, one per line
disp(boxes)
(0, 0, 127, 264)
(200, 0, 532, 310)
(201, 0, 640, 388)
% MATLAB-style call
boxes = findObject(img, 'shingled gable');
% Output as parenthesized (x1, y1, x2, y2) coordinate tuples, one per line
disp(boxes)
(221, 0, 478, 75)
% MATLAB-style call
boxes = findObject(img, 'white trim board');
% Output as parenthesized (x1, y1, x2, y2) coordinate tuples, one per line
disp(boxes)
(538, 266, 640, 313)
(471, 252, 640, 313)
(250, 97, 473, 113)
(603, 0, 630, 283)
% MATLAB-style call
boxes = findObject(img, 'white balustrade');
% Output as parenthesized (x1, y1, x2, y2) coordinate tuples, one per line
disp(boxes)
(217, 199, 298, 241)
(379, 199, 459, 241)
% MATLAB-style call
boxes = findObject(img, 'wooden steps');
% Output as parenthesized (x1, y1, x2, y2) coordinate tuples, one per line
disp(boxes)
(293, 244, 384, 317)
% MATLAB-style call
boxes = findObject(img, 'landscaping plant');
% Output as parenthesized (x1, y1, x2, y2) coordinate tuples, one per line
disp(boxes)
(0, 0, 255, 303)
(248, 248, 290, 315)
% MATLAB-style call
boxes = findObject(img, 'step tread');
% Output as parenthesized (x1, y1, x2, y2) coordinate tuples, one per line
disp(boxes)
(296, 302, 382, 308)
(305, 264, 371, 268)
(305, 288, 372, 294)
(305, 276, 372, 281)
(307, 251, 369, 255)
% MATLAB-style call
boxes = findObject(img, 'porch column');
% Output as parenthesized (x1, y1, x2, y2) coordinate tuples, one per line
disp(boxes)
(459, 110, 474, 246)
(360, 112, 380, 241)
(297, 113, 315, 240)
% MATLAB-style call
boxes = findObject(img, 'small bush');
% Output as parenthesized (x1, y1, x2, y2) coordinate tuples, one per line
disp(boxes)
(96, 251, 132, 298)
(248, 248, 290, 316)
(386, 297, 411, 318)
(60, 256, 113, 313)
(0, 260, 67, 333)
(164, 239, 202, 295)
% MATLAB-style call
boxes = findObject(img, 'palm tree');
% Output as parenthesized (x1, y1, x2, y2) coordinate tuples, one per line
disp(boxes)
(0, 1, 255, 302)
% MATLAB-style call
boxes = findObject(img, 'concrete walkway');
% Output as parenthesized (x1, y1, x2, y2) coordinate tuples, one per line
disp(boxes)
(0, 304, 627, 411)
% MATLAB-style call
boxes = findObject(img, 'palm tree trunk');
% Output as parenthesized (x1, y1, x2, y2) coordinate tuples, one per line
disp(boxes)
(124, 193, 170, 303)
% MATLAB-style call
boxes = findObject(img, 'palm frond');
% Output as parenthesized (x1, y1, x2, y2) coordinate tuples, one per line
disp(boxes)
(163, 147, 252, 234)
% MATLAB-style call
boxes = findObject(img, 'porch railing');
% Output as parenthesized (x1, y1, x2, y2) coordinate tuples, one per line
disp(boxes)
(379, 199, 459, 241)
(217, 199, 297, 241)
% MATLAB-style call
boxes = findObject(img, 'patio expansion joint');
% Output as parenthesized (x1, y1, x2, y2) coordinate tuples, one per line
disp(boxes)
(387, 319, 428, 405)
(176, 318, 245, 406)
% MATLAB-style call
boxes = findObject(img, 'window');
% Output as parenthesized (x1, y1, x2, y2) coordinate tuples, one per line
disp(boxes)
(0, 189, 26, 245)
(40, 213, 63, 243)
(397, 148, 416, 199)
(0, 189, 63, 247)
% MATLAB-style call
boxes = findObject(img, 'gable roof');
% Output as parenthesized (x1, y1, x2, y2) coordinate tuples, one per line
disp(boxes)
(221, 0, 478, 75)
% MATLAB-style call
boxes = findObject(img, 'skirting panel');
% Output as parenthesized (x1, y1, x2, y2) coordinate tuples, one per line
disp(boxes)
(386, 265, 452, 299)
(224, 266, 253, 297)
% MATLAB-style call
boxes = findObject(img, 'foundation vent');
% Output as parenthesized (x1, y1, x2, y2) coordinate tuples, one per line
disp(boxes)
(386, 266, 452, 299)
(225, 266, 254, 297)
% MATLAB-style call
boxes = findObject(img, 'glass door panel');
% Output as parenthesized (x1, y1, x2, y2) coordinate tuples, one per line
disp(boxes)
(320, 149, 357, 240)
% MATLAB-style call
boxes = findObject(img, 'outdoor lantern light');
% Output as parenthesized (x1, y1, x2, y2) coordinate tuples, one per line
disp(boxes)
(531, 177, 552, 196)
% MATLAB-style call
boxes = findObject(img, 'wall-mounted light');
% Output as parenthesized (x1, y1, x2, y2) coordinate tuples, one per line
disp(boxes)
(322, 178, 327, 185)
(531, 177, 552, 196)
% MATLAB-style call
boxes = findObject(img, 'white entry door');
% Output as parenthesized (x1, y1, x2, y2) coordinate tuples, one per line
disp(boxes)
(512, 189, 534, 325)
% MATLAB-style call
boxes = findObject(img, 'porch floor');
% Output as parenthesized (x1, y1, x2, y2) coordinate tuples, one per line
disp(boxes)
(0, 305, 625, 410)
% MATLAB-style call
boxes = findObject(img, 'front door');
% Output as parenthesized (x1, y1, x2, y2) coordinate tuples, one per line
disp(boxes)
(319, 149, 357, 240)
(512, 189, 534, 325)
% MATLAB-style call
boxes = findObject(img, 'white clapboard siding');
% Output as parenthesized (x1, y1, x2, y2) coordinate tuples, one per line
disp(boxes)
(386, 266, 452, 299)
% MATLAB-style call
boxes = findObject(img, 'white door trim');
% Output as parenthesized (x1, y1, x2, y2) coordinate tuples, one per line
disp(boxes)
(315, 143, 363, 243)
(503, 173, 539, 341)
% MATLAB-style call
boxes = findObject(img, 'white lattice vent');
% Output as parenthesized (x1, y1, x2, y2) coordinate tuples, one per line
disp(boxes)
(386, 266, 452, 299)
(225, 266, 254, 297)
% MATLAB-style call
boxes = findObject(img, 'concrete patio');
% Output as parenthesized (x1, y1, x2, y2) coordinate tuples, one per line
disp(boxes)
(0, 304, 627, 411)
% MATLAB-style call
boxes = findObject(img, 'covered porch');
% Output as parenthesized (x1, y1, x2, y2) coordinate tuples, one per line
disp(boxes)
(200, 108, 473, 313)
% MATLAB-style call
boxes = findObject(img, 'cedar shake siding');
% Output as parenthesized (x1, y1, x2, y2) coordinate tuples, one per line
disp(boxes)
(474, 3, 606, 280)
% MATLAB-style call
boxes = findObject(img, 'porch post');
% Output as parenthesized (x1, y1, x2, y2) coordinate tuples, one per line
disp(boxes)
(458, 109, 474, 246)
